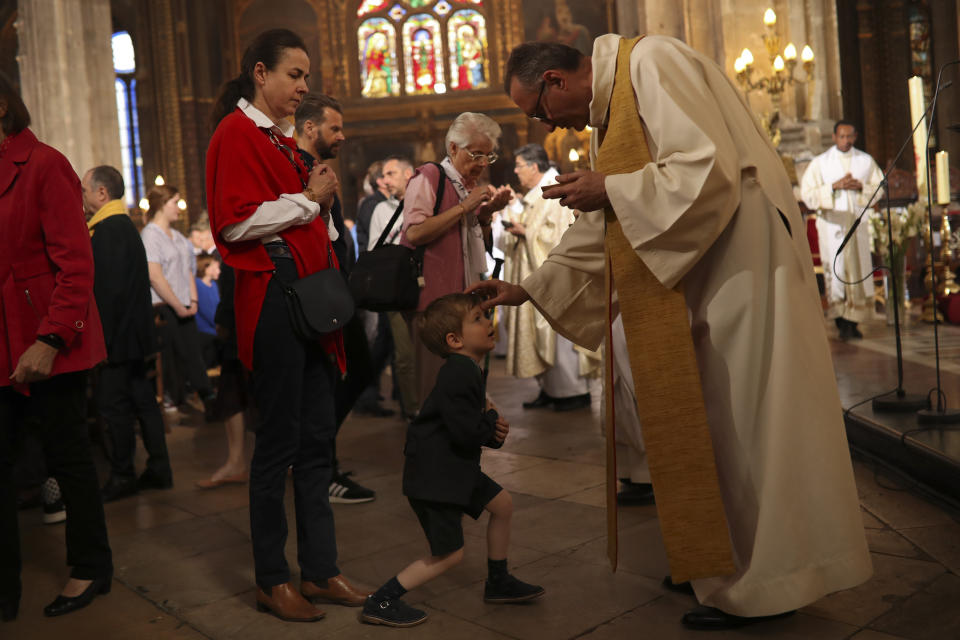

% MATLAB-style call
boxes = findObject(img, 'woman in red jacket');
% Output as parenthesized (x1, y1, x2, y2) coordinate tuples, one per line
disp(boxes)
(0, 73, 112, 621)
(206, 29, 367, 621)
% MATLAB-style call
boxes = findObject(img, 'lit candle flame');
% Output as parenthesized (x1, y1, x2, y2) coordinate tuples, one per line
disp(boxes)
(138, 198, 149, 210)
(740, 48, 754, 66)
(734, 57, 746, 74)
(154, 175, 165, 186)
(784, 43, 797, 60)
(763, 8, 776, 26)
(177, 199, 187, 211)
(773, 55, 785, 72)
(801, 45, 814, 63)
(568, 149, 580, 163)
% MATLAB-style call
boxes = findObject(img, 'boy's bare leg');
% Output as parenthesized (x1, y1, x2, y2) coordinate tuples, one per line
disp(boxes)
(397, 549, 464, 590)
(485, 490, 513, 560)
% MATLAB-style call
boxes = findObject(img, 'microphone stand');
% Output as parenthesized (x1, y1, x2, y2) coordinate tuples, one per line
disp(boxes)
(833, 85, 940, 412)
(873, 177, 929, 412)
(917, 60, 960, 424)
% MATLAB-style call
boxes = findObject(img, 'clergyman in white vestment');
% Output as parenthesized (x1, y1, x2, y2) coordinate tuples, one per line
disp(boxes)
(500, 143, 592, 411)
(474, 34, 873, 628)
(800, 120, 883, 339)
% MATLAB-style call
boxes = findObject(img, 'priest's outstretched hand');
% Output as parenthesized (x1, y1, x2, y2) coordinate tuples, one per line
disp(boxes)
(541, 170, 610, 212)
(466, 279, 530, 311)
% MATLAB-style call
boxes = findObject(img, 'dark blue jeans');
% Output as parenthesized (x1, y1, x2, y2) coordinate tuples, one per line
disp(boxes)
(249, 259, 340, 588)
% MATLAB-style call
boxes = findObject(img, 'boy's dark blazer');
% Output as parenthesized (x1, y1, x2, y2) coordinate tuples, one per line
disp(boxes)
(402, 353, 502, 506)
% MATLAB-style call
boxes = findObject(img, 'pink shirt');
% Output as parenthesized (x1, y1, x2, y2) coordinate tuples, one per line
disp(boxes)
(401, 162, 469, 312)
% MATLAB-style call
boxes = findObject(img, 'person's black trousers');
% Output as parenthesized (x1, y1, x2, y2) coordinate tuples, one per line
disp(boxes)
(249, 258, 340, 588)
(0, 371, 113, 601)
(156, 306, 213, 405)
(97, 360, 171, 482)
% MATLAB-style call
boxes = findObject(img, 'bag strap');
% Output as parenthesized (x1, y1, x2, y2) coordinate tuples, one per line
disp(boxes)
(372, 162, 447, 255)
(272, 242, 334, 288)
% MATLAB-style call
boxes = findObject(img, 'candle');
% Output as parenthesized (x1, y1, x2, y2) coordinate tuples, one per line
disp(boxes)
(908, 76, 928, 192)
(936, 151, 951, 205)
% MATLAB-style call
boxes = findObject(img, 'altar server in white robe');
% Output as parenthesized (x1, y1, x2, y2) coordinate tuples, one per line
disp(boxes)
(801, 120, 883, 339)
(472, 34, 872, 630)
(501, 143, 591, 411)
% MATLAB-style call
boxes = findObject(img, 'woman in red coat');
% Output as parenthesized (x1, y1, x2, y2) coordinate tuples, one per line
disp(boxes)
(206, 29, 367, 621)
(0, 73, 112, 621)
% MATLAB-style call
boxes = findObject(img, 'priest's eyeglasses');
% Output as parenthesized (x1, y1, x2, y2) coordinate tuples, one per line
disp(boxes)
(463, 149, 499, 164)
(530, 80, 556, 126)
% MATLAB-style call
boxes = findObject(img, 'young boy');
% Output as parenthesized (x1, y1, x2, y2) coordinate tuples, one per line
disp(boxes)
(361, 293, 545, 627)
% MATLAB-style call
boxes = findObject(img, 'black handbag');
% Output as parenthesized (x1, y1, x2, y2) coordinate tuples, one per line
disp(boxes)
(260, 127, 355, 340)
(349, 162, 446, 311)
(275, 244, 355, 341)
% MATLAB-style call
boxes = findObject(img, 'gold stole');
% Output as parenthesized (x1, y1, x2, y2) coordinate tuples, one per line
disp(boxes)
(598, 37, 735, 582)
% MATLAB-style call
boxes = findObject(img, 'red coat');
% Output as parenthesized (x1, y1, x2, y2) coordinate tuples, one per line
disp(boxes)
(0, 129, 106, 389)
(206, 108, 344, 372)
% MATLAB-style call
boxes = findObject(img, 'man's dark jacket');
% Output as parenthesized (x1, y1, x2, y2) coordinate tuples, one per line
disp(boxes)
(403, 354, 502, 505)
(90, 214, 155, 362)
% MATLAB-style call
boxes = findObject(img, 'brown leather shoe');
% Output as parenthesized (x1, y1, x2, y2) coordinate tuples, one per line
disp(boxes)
(256, 582, 325, 621)
(301, 574, 370, 607)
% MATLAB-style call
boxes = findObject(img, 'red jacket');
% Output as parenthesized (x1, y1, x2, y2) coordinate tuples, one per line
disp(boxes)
(206, 108, 344, 372)
(0, 129, 106, 389)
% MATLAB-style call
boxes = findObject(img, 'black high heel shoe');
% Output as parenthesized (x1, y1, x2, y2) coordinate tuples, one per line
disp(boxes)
(0, 596, 18, 622)
(43, 575, 111, 617)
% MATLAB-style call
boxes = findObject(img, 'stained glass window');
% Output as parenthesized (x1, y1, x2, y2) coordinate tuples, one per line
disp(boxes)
(112, 31, 144, 208)
(357, 0, 390, 17)
(448, 10, 488, 91)
(355, 0, 489, 98)
(358, 18, 401, 97)
(403, 15, 446, 94)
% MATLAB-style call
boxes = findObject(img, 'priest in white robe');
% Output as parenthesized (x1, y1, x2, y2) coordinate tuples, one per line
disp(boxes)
(472, 34, 872, 630)
(800, 121, 883, 339)
(501, 143, 591, 411)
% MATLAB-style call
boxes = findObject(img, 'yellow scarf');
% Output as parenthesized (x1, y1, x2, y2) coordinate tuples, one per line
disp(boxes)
(597, 37, 734, 582)
(87, 199, 130, 237)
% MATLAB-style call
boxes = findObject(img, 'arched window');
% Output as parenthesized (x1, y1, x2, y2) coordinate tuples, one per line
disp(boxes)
(356, 0, 490, 98)
(111, 31, 144, 208)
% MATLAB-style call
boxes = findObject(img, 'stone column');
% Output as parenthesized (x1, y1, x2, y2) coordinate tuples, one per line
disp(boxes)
(645, 2, 684, 39)
(16, 0, 121, 175)
(683, 0, 725, 65)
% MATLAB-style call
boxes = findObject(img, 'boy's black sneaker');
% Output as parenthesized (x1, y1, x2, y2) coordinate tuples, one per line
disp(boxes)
(329, 471, 376, 504)
(484, 574, 545, 603)
(359, 596, 427, 627)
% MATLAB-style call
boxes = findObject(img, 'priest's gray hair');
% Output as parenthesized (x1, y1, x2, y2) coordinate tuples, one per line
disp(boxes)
(445, 112, 502, 156)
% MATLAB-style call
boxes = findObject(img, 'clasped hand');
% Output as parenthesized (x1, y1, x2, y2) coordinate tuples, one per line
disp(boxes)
(308, 164, 339, 209)
(832, 173, 862, 192)
(541, 170, 610, 212)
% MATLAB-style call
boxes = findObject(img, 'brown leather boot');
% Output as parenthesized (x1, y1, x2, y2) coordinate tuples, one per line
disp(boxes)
(301, 574, 370, 607)
(256, 582, 325, 621)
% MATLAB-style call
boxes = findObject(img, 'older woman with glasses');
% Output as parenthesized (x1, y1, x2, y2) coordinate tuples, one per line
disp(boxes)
(401, 112, 512, 405)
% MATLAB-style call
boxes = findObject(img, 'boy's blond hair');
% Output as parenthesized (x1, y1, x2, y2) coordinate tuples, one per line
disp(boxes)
(418, 292, 485, 357)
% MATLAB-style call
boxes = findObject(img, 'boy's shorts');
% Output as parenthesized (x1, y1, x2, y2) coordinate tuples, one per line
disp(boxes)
(408, 472, 502, 556)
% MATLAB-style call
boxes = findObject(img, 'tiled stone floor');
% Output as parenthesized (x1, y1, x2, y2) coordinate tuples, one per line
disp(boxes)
(8, 332, 960, 639)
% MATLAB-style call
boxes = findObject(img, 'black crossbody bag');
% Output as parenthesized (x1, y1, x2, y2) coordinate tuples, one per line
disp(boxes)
(263, 129, 354, 340)
(349, 162, 446, 311)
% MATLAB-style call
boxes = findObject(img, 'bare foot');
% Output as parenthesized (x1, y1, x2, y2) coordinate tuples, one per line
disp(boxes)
(209, 463, 247, 484)
(61, 578, 92, 598)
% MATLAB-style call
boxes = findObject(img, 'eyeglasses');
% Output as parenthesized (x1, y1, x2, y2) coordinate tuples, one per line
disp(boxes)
(462, 149, 499, 164)
(530, 80, 555, 126)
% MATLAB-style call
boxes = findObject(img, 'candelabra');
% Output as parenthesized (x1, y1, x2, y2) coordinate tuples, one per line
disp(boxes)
(733, 9, 815, 144)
